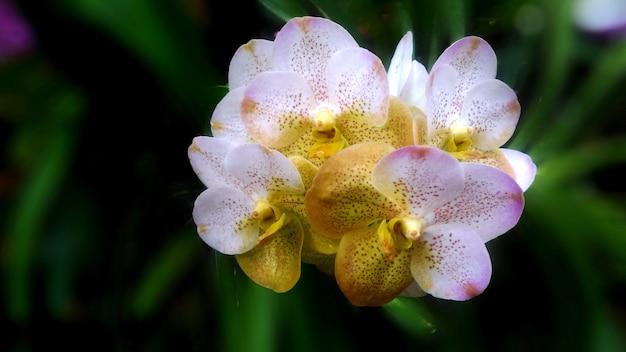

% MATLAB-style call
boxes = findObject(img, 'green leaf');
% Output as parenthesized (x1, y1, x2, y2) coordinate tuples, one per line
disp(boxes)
(131, 229, 200, 319)
(257, 0, 308, 22)
(57, 0, 221, 128)
(381, 296, 436, 338)
(1, 60, 85, 323)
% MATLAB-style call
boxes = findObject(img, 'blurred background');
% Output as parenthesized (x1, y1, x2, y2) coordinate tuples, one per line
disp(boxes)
(1, 0, 626, 350)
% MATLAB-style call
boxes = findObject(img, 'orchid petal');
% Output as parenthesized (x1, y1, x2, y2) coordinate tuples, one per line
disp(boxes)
(462, 148, 515, 179)
(460, 79, 521, 149)
(426, 64, 459, 142)
(225, 144, 304, 199)
(335, 228, 414, 306)
(288, 156, 318, 189)
(411, 223, 492, 301)
(210, 87, 254, 144)
(431, 36, 497, 97)
(388, 31, 414, 96)
(228, 39, 273, 90)
(273, 16, 358, 102)
(435, 163, 524, 242)
(500, 148, 537, 192)
(236, 214, 304, 293)
(241, 71, 317, 148)
(306, 142, 403, 238)
(188, 136, 239, 189)
(327, 47, 389, 126)
(281, 156, 340, 256)
(340, 96, 415, 149)
(371, 146, 465, 219)
(399, 60, 428, 113)
(192, 187, 258, 255)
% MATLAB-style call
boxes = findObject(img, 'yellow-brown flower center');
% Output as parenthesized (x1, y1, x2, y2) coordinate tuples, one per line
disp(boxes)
(442, 121, 482, 161)
(377, 216, 425, 262)
(309, 109, 348, 160)
(252, 199, 291, 245)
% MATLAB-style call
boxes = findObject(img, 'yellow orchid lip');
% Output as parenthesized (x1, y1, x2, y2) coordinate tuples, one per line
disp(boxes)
(377, 216, 425, 262)
(443, 122, 474, 152)
(252, 198, 292, 245)
(308, 109, 350, 160)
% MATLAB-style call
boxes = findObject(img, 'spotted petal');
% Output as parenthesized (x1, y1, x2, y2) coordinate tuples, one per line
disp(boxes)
(188, 136, 239, 189)
(371, 146, 465, 220)
(285, 156, 340, 256)
(335, 228, 414, 306)
(306, 142, 403, 238)
(327, 47, 389, 126)
(340, 96, 415, 149)
(431, 36, 497, 98)
(273, 16, 358, 102)
(500, 148, 536, 192)
(434, 163, 524, 242)
(426, 64, 459, 141)
(192, 187, 258, 255)
(411, 223, 491, 301)
(225, 143, 305, 200)
(241, 71, 317, 148)
(460, 79, 521, 150)
(210, 87, 254, 144)
(228, 39, 274, 90)
(235, 214, 304, 293)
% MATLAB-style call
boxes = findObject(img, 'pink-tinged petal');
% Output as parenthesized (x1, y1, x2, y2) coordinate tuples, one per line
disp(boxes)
(426, 65, 460, 139)
(335, 228, 414, 306)
(306, 142, 403, 238)
(327, 47, 389, 126)
(225, 144, 304, 199)
(273, 16, 358, 102)
(371, 146, 465, 219)
(235, 214, 304, 293)
(500, 148, 537, 192)
(411, 223, 492, 300)
(241, 71, 317, 148)
(228, 39, 274, 90)
(388, 31, 414, 96)
(431, 36, 497, 97)
(434, 163, 524, 242)
(188, 136, 239, 189)
(210, 87, 255, 144)
(192, 187, 258, 255)
(460, 79, 521, 150)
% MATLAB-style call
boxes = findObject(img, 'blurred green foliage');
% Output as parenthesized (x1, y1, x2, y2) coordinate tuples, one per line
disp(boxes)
(1, 0, 625, 350)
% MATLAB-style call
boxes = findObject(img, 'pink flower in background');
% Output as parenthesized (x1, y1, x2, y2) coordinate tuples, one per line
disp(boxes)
(0, 0, 35, 62)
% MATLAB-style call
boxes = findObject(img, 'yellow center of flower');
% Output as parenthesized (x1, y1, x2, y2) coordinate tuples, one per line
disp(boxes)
(252, 199, 291, 245)
(442, 121, 482, 161)
(377, 216, 425, 262)
(309, 109, 349, 160)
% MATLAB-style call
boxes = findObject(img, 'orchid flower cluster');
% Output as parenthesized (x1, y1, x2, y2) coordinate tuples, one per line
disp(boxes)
(188, 16, 536, 306)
